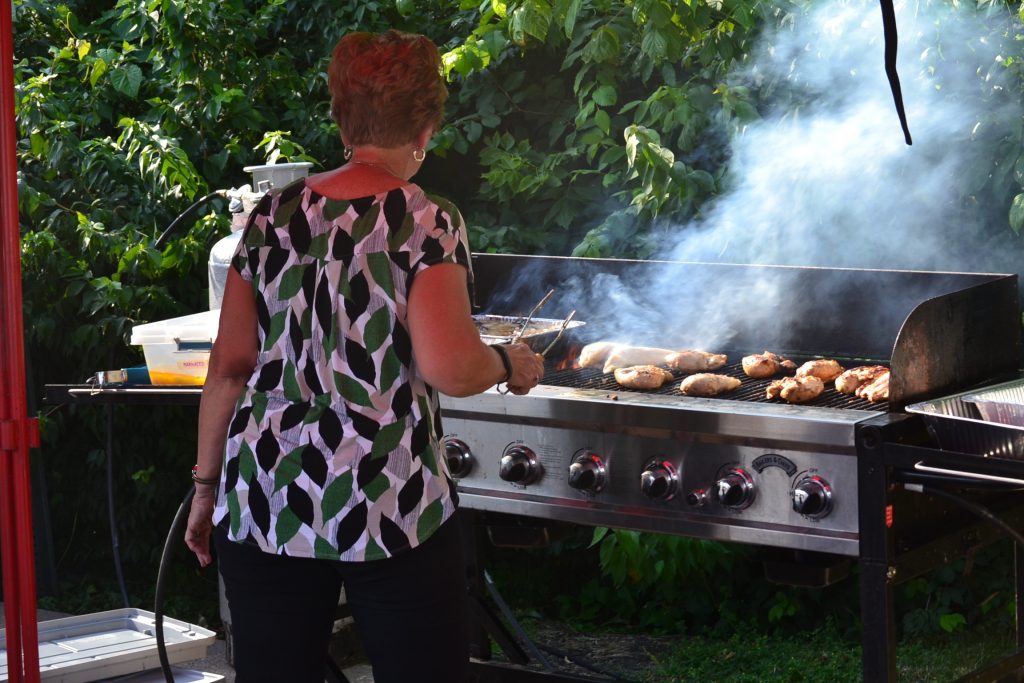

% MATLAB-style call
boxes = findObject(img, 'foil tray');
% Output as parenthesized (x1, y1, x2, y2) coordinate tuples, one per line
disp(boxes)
(473, 314, 585, 348)
(962, 380, 1024, 427)
(0, 608, 216, 683)
(906, 378, 1024, 459)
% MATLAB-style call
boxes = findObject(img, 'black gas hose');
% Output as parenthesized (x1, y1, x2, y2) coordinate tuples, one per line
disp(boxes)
(896, 471, 1024, 547)
(155, 485, 196, 683)
(153, 190, 226, 248)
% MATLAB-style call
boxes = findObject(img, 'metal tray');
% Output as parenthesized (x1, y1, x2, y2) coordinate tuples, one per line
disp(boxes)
(474, 314, 585, 349)
(906, 378, 1024, 459)
(0, 608, 216, 683)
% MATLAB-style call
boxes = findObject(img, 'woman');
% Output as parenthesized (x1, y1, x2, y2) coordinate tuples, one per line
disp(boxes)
(185, 30, 545, 683)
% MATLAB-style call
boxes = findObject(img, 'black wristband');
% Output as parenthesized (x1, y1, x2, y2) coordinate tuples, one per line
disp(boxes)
(492, 344, 513, 383)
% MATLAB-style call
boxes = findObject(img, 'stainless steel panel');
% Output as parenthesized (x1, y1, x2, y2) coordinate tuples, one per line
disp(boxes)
(445, 414, 861, 554)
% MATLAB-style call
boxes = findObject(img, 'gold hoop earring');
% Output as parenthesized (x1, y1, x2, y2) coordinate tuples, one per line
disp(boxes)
(412, 148, 426, 162)
(344, 145, 353, 160)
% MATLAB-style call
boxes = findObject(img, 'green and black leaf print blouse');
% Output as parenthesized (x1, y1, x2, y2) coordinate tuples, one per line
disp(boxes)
(212, 179, 471, 562)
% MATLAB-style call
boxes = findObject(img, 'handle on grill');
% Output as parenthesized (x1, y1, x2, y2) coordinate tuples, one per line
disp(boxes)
(913, 461, 1024, 487)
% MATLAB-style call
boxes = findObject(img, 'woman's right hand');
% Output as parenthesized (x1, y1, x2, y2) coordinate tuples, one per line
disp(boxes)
(503, 342, 546, 395)
(185, 488, 217, 568)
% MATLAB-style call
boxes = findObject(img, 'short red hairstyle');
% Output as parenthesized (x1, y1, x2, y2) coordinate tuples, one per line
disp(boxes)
(328, 31, 448, 148)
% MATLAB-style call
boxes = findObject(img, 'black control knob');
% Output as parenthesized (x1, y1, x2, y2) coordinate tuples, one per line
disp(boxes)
(443, 438, 474, 479)
(714, 468, 755, 510)
(499, 445, 542, 485)
(792, 475, 833, 518)
(568, 452, 606, 493)
(640, 459, 678, 501)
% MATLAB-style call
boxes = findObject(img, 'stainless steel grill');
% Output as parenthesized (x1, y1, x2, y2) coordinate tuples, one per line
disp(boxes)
(443, 253, 1020, 554)
(449, 254, 1024, 682)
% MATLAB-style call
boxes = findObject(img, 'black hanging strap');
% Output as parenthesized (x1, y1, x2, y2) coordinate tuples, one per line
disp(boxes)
(879, 0, 912, 145)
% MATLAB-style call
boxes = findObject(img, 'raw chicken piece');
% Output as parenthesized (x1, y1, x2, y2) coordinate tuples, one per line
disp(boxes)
(579, 341, 623, 369)
(855, 370, 890, 402)
(665, 350, 728, 373)
(602, 345, 676, 373)
(614, 365, 675, 390)
(835, 365, 889, 394)
(766, 375, 825, 403)
(742, 351, 796, 378)
(795, 359, 844, 383)
(679, 373, 741, 397)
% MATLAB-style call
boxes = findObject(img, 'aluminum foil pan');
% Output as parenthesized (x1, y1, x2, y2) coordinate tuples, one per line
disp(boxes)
(906, 377, 1024, 459)
(473, 314, 585, 348)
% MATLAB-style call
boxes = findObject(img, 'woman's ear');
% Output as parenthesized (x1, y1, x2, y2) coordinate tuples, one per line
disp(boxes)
(416, 126, 433, 150)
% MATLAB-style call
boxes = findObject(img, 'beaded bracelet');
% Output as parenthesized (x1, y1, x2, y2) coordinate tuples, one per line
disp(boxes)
(191, 464, 219, 486)
(491, 344, 513, 384)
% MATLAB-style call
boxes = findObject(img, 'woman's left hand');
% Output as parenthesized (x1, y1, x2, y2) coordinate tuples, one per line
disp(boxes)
(185, 488, 217, 568)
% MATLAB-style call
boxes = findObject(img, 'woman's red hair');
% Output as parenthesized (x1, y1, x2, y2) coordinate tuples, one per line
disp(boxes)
(328, 31, 448, 148)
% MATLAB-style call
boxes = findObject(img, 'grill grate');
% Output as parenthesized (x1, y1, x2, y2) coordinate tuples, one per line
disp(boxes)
(541, 357, 887, 411)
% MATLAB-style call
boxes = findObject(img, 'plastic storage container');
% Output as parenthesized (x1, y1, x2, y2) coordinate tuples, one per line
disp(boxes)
(130, 311, 220, 385)
(0, 608, 216, 682)
(242, 162, 313, 193)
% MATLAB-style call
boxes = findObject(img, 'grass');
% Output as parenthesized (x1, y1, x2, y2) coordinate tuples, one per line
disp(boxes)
(641, 620, 1016, 682)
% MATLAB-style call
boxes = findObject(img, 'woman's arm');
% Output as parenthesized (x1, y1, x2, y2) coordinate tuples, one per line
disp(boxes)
(185, 268, 258, 566)
(407, 263, 544, 397)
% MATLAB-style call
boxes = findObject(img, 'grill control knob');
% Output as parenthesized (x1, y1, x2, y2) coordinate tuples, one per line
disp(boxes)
(792, 475, 833, 518)
(714, 468, 756, 510)
(499, 445, 542, 485)
(443, 438, 474, 479)
(640, 459, 678, 501)
(568, 452, 606, 493)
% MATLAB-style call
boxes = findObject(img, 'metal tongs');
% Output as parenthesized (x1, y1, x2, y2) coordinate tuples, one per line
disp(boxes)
(497, 308, 576, 395)
(539, 309, 575, 357)
(510, 288, 555, 345)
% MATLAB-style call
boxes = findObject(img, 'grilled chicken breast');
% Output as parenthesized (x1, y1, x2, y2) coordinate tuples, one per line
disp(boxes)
(742, 351, 797, 378)
(579, 341, 622, 369)
(679, 373, 742, 397)
(602, 345, 676, 373)
(766, 375, 825, 403)
(835, 365, 888, 394)
(614, 365, 675, 390)
(666, 350, 728, 373)
(855, 370, 890, 402)
(795, 359, 844, 383)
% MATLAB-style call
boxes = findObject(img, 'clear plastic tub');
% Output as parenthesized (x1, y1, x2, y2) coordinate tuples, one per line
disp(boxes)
(130, 311, 220, 385)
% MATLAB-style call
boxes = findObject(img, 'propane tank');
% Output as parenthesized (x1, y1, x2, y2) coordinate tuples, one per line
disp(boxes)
(208, 162, 313, 309)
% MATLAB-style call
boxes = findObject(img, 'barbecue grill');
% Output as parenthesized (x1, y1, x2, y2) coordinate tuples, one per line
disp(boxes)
(447, 254, 1024, 682)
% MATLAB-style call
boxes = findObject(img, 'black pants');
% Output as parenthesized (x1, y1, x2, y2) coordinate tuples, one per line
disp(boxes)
(215, 515, 470, 683)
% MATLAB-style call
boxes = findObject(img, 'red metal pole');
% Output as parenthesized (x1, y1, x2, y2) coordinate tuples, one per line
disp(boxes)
(0, 0, 40, 679)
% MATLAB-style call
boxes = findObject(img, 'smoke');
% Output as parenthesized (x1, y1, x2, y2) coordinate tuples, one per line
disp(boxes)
(666, 0, 1022, 272)
(489, 0, 1024, 355)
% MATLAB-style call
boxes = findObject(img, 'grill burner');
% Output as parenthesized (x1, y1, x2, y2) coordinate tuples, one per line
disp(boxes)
(540, 356, 887, 411)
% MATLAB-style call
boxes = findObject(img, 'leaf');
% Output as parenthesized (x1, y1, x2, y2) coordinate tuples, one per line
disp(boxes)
(594, 109, 611, 135)
(1010, 193, 1024, 234)
(592, 85, 617, 107)
(583, 26, 620, 64)
(370, 420, 406, 460)
(564, 0, 583, 36)
(589, 526, 610, 547)
(510, 0, 553, 44)
(939, 613, 967, 633)
(109, 64, 143, 97)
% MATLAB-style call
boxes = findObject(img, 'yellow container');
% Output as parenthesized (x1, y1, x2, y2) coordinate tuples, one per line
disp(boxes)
(130, 311, 220, 385)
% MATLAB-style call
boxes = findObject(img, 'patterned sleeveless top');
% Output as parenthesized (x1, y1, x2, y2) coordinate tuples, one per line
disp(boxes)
(211, 179, 470, 561)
